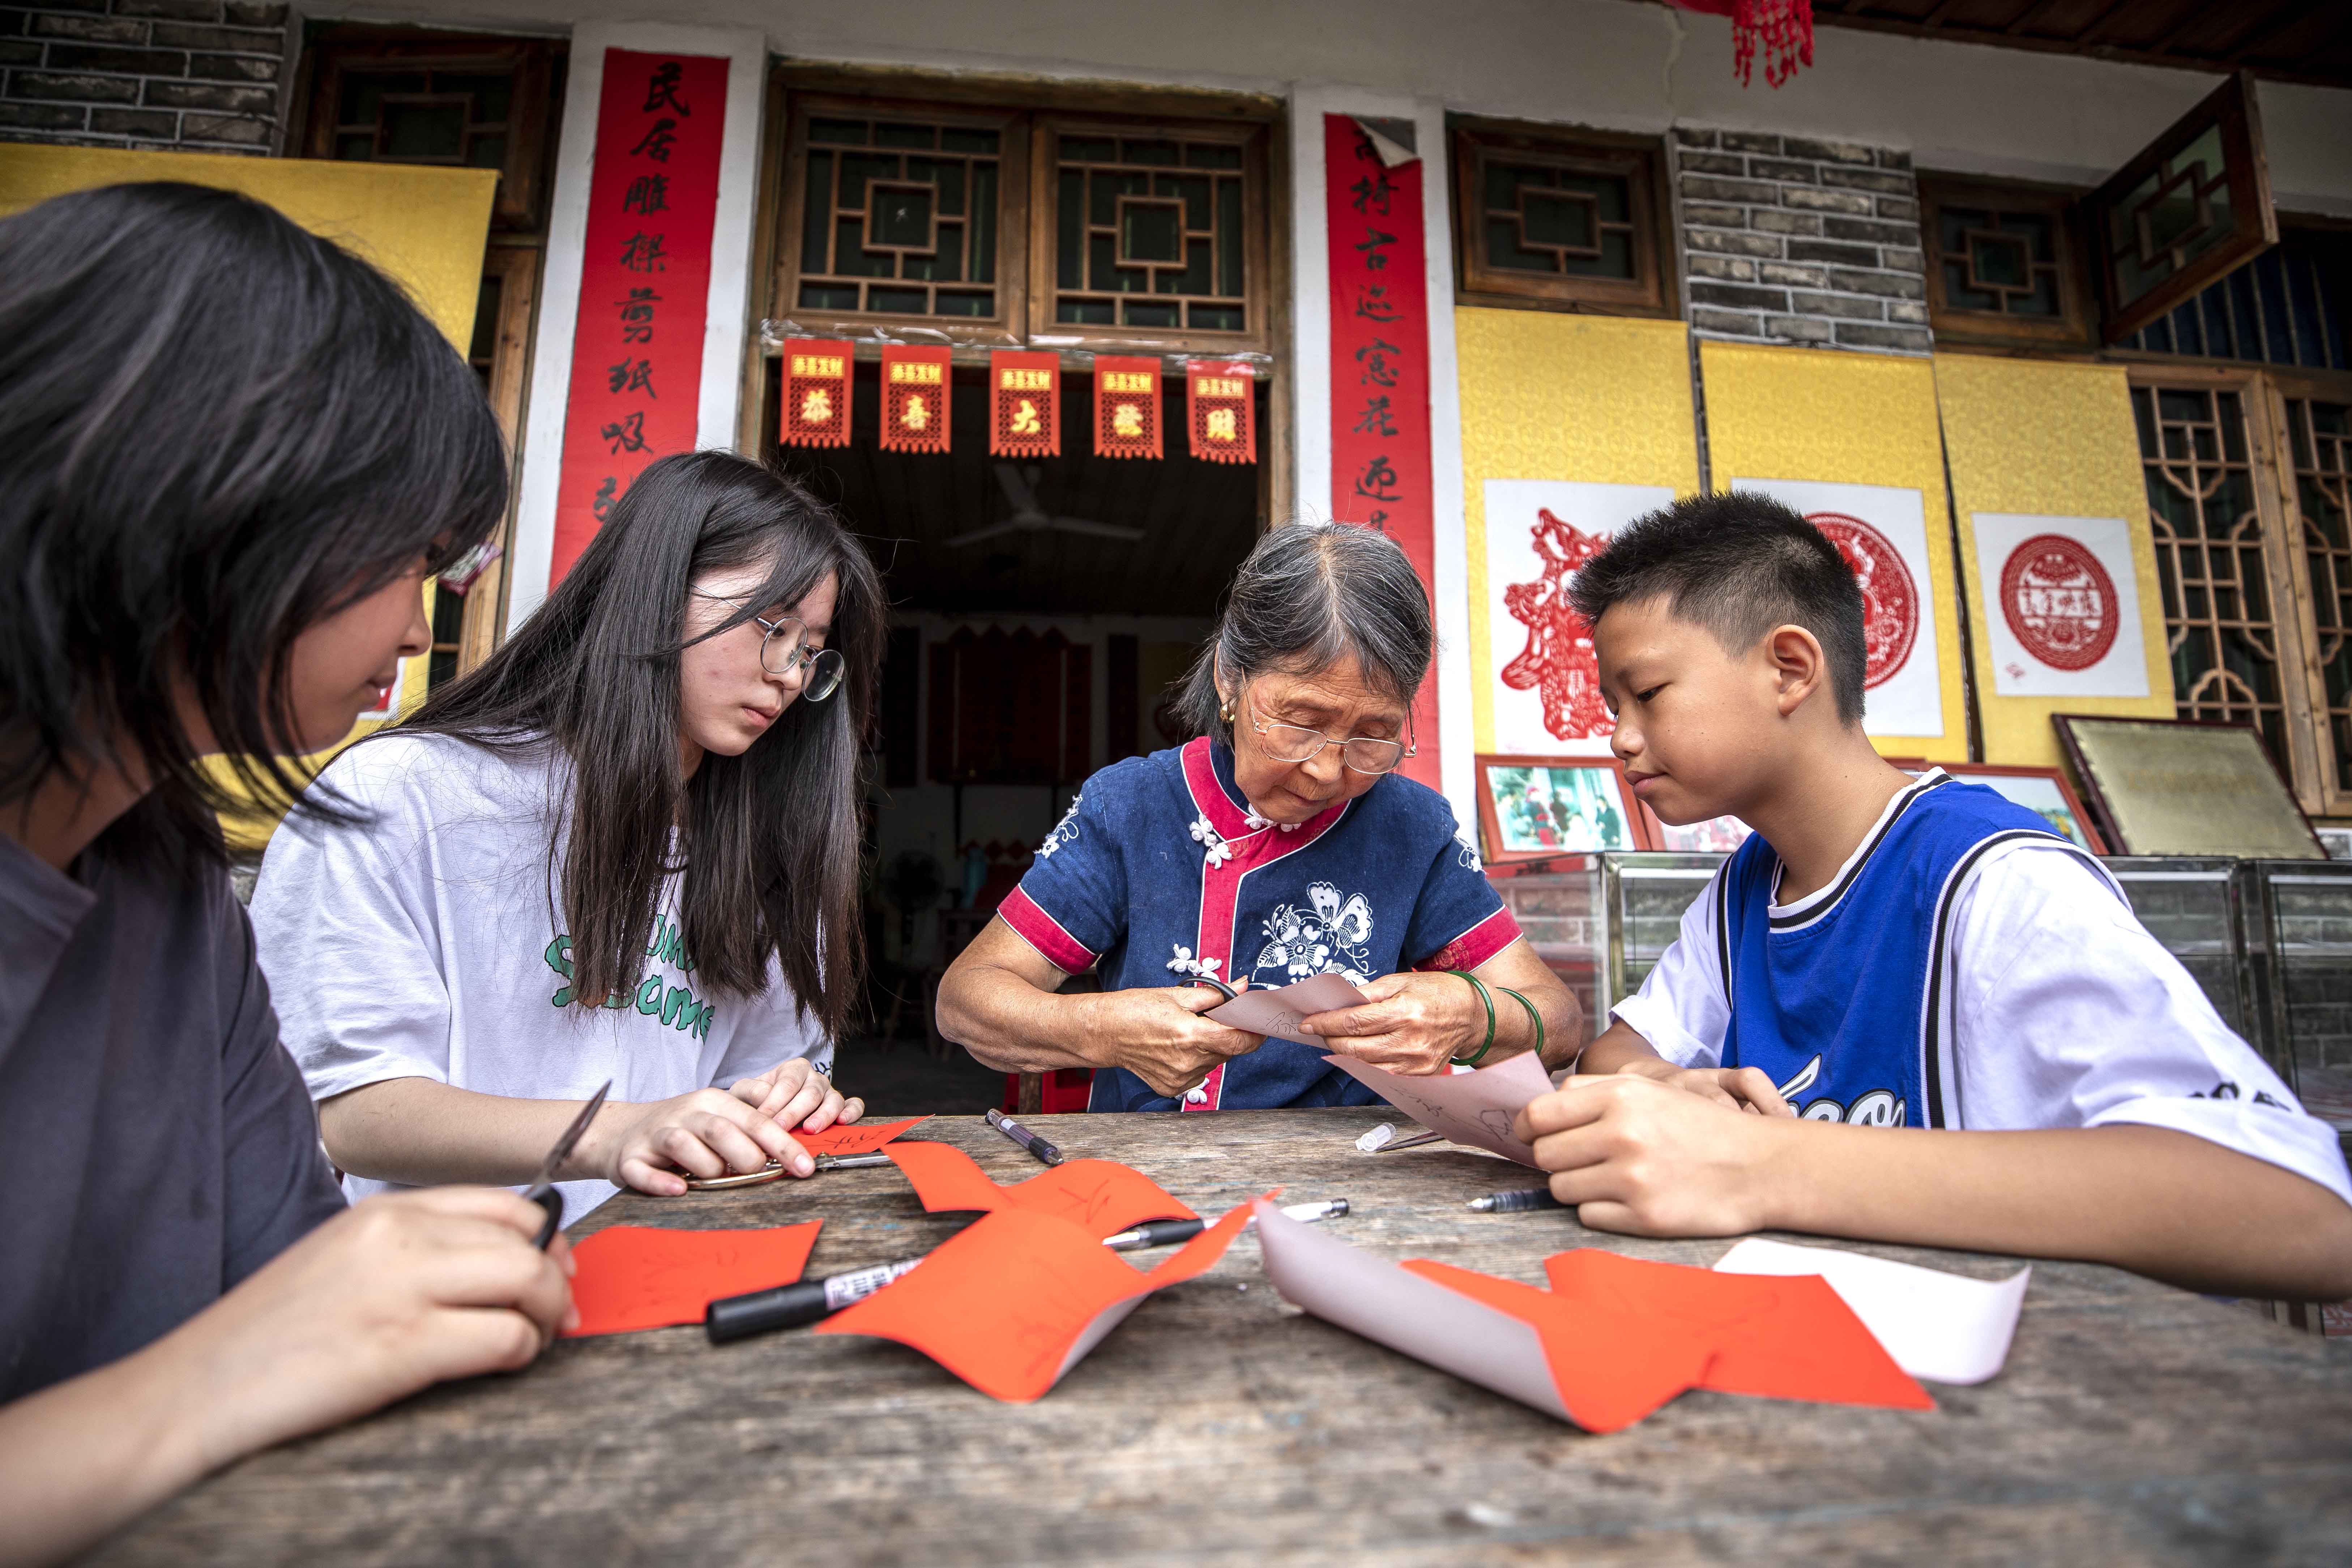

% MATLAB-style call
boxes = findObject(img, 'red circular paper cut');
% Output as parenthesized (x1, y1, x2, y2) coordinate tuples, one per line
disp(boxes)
(1808, 512, 1917, 690)
(2000, 533, 2118, 672)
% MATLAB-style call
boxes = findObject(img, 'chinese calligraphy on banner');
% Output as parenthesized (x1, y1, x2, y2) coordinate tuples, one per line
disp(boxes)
(1185, 360, 1256, 463)
(780, 338, 853, 448)
(990, 350, 1060, 459)
(1094, 355, 1161, 460)
(550, 50, 728, 586)
(1324, 114, 1437, 789)
(880, 344, 953, 453)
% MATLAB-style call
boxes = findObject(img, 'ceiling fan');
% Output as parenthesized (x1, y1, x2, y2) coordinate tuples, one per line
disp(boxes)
(947, 464, 1146, 548)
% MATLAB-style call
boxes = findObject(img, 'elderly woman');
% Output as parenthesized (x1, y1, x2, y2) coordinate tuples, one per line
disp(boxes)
(939, 523, 1581, 1110)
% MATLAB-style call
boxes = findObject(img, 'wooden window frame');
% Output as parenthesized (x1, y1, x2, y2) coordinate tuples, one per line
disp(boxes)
(296, 30, 562, 235)
(454, 243, 542, 673)
(1918, 174, 2096, 351)
(1448, 116, 1677, 320)
(1028, 111, 1273, 355)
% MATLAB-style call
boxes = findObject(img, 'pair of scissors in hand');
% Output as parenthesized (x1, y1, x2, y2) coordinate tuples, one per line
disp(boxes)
(521, 1080, 610, 1249)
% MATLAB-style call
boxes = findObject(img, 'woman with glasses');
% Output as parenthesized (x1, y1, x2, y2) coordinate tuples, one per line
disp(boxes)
(251, 450, 882, 1213)
(938, 522, 1581, 1111)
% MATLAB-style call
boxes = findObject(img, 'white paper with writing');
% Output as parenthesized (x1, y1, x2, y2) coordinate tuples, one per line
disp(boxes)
(1322, 1049, 1553, 1166)
(1713, 1237, 2028, 1385)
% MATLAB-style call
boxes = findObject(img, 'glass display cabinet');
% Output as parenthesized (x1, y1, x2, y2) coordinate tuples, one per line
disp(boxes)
(1486, 852, 1726, 1045)
(2102, 857, 2258, 1051)
(2240, 860, 2352, 1150)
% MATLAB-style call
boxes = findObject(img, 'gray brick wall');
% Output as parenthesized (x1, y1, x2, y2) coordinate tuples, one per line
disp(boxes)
(1, 2, 291, 154)
(1672, 127, 1930, 356)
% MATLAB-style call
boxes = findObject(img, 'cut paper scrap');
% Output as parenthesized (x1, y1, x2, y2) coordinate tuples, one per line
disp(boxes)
(1715, 1237, 2029, 1385)
(1255, 1201, 1928, 1432)
(1204, 973, 1370, 1042)
(562, 1220, 821, 1338)
(815, 1198, 1261, 1401)
(791, 1114, 931, 1156)
(883, 1141, 1196, 1238)
(1323, 1047, 1552, 1165)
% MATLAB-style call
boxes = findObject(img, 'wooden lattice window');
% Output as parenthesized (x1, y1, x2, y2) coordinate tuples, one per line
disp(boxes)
(300, 33, 561, 232)
(1920, 175, 2093, 349)
(1449, 118, 1675, 318)
(2089, 72, 2277, 343)
(2288, 394, 2352, 797)
(786, 104, 1020, 324)
(1042, 120, 1259, 337)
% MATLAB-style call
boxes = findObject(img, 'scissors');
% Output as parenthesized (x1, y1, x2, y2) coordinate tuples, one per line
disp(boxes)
(521, 1080, 610, 1249)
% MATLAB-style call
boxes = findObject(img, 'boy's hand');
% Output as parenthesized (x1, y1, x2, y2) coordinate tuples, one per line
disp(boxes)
(1608, 1056, 1794, 1116)
(729, 1057, 862, 1136)
(1513, 1074, 1789, 1236)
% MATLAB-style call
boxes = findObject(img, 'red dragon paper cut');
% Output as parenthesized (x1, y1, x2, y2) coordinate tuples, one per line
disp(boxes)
(1501, 508, 1613, 742)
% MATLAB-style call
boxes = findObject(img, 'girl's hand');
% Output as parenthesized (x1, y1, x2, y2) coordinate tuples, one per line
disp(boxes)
(1295, 971, 1487, 1076)
(728, 1056, 863, 1135)
(1087, 982, 1265, 1101)
(576, 1089, 812, 1195)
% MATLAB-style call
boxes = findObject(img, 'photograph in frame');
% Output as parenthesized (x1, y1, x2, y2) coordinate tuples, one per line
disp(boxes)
(1475, 756, 1647, 861)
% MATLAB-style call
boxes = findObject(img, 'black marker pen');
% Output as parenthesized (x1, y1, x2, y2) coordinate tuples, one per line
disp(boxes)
(985, 1106, 1064, 1166)
(1467, 1187, 1566, 1213)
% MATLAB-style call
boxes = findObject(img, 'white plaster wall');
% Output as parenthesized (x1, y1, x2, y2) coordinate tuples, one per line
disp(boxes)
(311, 0, 2352, 213)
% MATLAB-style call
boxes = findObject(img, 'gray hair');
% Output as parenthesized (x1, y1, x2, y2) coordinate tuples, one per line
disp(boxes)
(1177, 522, 1433, 746)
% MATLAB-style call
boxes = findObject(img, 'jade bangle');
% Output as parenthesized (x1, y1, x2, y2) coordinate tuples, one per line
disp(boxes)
(1446, 970, 1497, 1066)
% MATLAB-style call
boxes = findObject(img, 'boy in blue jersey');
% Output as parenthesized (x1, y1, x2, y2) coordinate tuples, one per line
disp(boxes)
(1514, 492, 2352, 1300)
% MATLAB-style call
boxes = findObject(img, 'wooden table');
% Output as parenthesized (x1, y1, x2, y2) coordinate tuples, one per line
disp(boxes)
(94, 1109, 2352, 1565)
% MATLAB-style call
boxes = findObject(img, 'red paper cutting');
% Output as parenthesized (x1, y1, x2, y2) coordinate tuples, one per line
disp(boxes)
(792, 1115, 931, 1155)
(883, 1141, 1196, 1238)
(879, 343, 953, 454)
(814, 1199, 1258, 1401)
(562, 1220, 821, 1338)
(989, 349, 1060, 459)
(1399, 1248, 1929, 1431)
(1094, 354, 1162, 460)
(779, 338, 853, 449)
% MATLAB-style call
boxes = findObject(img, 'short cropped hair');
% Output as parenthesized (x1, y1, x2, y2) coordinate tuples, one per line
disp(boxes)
(0, 182, 507, 868)
(1177, 522, 1431, 744)
(1566, 491, 1867, 723)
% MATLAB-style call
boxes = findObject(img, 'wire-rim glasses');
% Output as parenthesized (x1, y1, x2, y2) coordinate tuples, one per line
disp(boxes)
(755, 614, 845, 702)
(1242, 690, 1414, 775)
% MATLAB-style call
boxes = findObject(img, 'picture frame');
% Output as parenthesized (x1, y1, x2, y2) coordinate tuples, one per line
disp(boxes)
(1474, 755, 1652, 861)
(2052, 715, 2325, 860)
(1931, 762, 2109, 856)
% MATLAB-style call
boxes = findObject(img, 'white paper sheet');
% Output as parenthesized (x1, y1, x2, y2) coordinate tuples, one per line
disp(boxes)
(1203, 973, 1371, 1043)
(1252, 1200, 1571, 1421)
(1322, 1049, 1553, 1165)
(1713, 1237, 2028, 1385)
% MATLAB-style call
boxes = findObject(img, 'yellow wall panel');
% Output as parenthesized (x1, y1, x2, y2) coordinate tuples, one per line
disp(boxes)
(1934, 354, 2172, 768)
(1699, 341, 1969, 762)
(0, 147, 498, 848)
(1456, 310, 1699, 753)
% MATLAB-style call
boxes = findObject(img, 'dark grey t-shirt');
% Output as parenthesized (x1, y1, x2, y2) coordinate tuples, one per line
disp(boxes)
(0, 805, 345, 1401)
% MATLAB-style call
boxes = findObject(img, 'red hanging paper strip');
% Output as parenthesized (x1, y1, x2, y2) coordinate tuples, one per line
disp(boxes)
(779, 338, 853, 449)
(879, 344, 953, 454)
(1662, 0, 1813, 88)
(1186, 360, 1256, 465)
(1093, 355, 1162, 461)
(989, 350, 1060, 459)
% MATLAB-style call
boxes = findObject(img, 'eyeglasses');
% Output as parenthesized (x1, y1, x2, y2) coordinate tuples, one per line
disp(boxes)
(755, 613, 845, 703)
(1242, 691, 1414, 775)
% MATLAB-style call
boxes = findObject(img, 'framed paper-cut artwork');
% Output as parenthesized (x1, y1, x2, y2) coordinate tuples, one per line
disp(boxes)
(2054, 716, 2323, 860)
(1476, 756, 1651, 862)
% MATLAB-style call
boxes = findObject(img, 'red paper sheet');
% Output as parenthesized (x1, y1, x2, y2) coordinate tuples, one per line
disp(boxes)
(883, 1141, 1196, 1237)
(814, 1199, 1258, 1401)
(793, 1115, 931, 1155)
(562, 1221, 821, 1338)
(1399, 1248, 1929, 1430)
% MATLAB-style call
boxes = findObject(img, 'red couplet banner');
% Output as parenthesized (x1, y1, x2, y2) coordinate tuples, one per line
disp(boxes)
(1324, 114, 1438, 791)
(549, 50, 729, 587)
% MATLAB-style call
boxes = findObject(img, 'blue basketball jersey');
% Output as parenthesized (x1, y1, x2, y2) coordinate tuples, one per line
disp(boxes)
(1716, 773, 2113, 1129)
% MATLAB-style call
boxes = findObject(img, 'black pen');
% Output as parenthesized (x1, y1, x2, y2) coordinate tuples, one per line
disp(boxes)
(705, 1198, 1352, 1343)
(1467, 1187, 1566, 1213)
(985, 1106, 1064, 1166)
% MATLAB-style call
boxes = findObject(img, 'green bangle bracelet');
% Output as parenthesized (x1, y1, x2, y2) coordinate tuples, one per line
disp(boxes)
(1497, 985, 1545, 1063)
(1446, 969, 1497, 1066)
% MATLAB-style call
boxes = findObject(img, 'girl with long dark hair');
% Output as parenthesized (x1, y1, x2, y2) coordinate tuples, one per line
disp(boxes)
(0, 182, 569, 1561)
(250, 451, 883, 1215)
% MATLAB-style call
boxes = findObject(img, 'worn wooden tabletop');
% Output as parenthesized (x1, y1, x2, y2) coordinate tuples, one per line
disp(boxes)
(92, 1108, 2352, 1566)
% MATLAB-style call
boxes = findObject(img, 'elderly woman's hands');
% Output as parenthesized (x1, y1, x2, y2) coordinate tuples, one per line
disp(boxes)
(1084, 983, 1268, 1101)
(1295, 970, 1487, 1076)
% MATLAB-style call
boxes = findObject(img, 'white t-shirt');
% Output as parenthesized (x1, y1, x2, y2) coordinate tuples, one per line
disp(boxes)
(1613, 806, 2352, 1208)
(251, 732, 830, 1218)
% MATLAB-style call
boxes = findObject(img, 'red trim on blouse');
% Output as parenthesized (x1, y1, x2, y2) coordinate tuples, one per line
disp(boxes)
(997, 885, 1096, 975)
(1412, 904, 1524, 975)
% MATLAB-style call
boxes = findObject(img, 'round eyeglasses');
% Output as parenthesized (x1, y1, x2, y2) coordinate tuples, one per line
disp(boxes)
(755, 614, 845, 703)
(1242, 692, 1414, 775)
